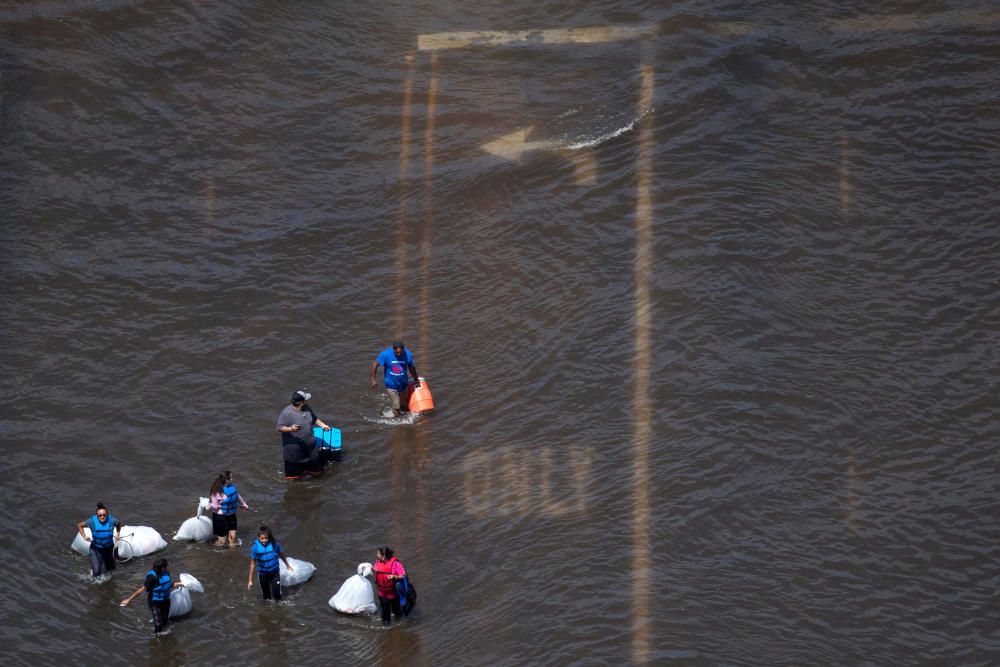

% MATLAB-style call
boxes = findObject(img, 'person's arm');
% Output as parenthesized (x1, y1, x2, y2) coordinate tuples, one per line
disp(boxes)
(370, 358, 381, 388)
(77, 519, 91, 541)
(279, 548, 294, 572)
(247, 557, 257, 590)
(315, 417, 332, 431)
(277, 410, 300, 434)
(210, 493, 221, 513)
(121, 574, 153, 606)
(238, 493, 249, 511)
(113, 519, 121, 541)
(120, 583, 147, 606)
(408, 363, 419, 385)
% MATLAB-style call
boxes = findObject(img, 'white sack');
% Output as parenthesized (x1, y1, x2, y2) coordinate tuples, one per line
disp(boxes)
(167, 573, 203, 618)
(174, 498, 215, 542)
(174, 516, 213, 542)
(329, 563, 376, 615)
(279, 557, 316, 588)
(120, 525, 167, 556)
(179, 573, 204, 593)
(168, 586, 192, 618)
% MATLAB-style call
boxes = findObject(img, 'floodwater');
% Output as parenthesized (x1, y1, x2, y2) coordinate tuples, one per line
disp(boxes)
(2, 1, 999, 664)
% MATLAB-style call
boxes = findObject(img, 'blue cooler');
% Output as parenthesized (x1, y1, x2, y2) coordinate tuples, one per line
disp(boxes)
(314, 426, 342, 463)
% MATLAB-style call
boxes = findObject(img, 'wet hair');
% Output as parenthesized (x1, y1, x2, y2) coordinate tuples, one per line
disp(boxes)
(152, 559, 168, 576)
(209, 471, 233, 496)
(95, 502, 107, 512)
(377, 546, 394, 560)
(258, 525, 275, 542)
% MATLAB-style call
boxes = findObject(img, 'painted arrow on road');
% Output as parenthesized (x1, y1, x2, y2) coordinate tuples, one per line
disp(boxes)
(481, 126, 561, 160)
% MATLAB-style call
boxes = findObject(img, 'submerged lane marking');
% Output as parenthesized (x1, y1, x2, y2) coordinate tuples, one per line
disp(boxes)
(463, 446, 594, 518)
(394, 53, 416, 336)
(631, 63, 655, 666)
(418, 24, 657, 51)
(839, 133, 851, 213)
(419, 53, 438, 360)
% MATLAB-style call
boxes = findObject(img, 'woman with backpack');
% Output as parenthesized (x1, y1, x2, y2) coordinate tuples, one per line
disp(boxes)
(372, 546, 408, 624)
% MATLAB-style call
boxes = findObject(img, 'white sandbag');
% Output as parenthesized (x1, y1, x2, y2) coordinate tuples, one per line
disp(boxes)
(71, 528, 92, 556)
(167, 573, 203, 618)
(174, 498, 214, 542)
(279, 556, 316, 588)
(169, 586, 192, 618)
(329, 562, 376, 614)
(179, 573, 204, 593)
(174, 516, 212, 541)
(120, 525, 167, 556)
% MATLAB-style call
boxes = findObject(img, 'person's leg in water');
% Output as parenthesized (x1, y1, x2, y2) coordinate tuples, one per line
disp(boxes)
(102, 546, 116, 573)
(88, 547, 104, 577)
(227, 514, 238, 548)
(271, 572, 282, 601)
(379, 596, 392, 624)
(387, 388, 401, 417)
(259, 572, 273, 600)
(213, 513, 227, 547)
(150, 600, 170, 634)
(391, 595, 402, 619)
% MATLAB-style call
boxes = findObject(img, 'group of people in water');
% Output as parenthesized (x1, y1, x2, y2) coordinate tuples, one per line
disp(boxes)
(76, 341, 422, 635)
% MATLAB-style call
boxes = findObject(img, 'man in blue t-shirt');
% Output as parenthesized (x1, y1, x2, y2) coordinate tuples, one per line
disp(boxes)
(370, 340, 420, 417)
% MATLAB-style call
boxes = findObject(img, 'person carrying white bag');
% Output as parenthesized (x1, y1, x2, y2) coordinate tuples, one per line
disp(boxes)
(330, 562, 377, 615)
(247, 525, 293, 602)
(120, 558, 184, 636)
(75, 502, 122, 577)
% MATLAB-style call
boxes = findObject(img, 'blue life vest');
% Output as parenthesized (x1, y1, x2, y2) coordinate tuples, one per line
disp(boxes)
(148, 570, 172, 602)
(90, 514, 117, 549)
(221, 484, 239, 515)
(252, 539, 280, 573)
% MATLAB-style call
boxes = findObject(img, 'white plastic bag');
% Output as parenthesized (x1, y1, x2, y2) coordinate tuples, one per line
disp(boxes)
(168, 573, 204, 618)
(169, 586, 192, 618)
(279, 557, 316, 588)
(329, 562, 376, 614)
(174, 498, 214, 542)
(120, 525, 167, 556)
(178, 573, 204, 593)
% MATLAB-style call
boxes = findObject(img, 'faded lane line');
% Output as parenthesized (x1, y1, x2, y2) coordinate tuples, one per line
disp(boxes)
(631, 63, 655, 666)
(418, 24, 657, 51)
(839, 133, 851, 212)
(418, 52, 438, 360)
(394, 52, 416, 336)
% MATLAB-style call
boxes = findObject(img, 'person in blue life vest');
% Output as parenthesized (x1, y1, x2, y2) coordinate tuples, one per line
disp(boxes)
(370, 340, 420, 417)
(120, 558, 184, 635)
(276, 390, 334, 480)
(247, 525, 294, 601)
(76, 502, 121, 577)
(209, 471, 249, 548)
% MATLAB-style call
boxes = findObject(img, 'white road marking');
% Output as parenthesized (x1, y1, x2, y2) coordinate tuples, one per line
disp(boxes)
(418, 24, 657, 51)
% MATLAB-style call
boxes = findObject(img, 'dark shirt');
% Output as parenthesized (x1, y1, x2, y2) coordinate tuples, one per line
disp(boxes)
(276, 404, 318, 462)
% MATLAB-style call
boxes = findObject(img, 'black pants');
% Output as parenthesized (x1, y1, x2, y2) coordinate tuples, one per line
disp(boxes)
(88, 546, 115, 576)
(149, 600, 170, 634)
(378, 595, 401, 624)
(259, 570, 282, 600)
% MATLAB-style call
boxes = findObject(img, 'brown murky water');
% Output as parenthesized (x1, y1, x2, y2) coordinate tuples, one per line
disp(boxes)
(2, 1, 999, 664)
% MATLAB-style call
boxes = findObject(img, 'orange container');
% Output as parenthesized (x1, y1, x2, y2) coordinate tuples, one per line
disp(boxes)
(408, 377, 435, 414)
